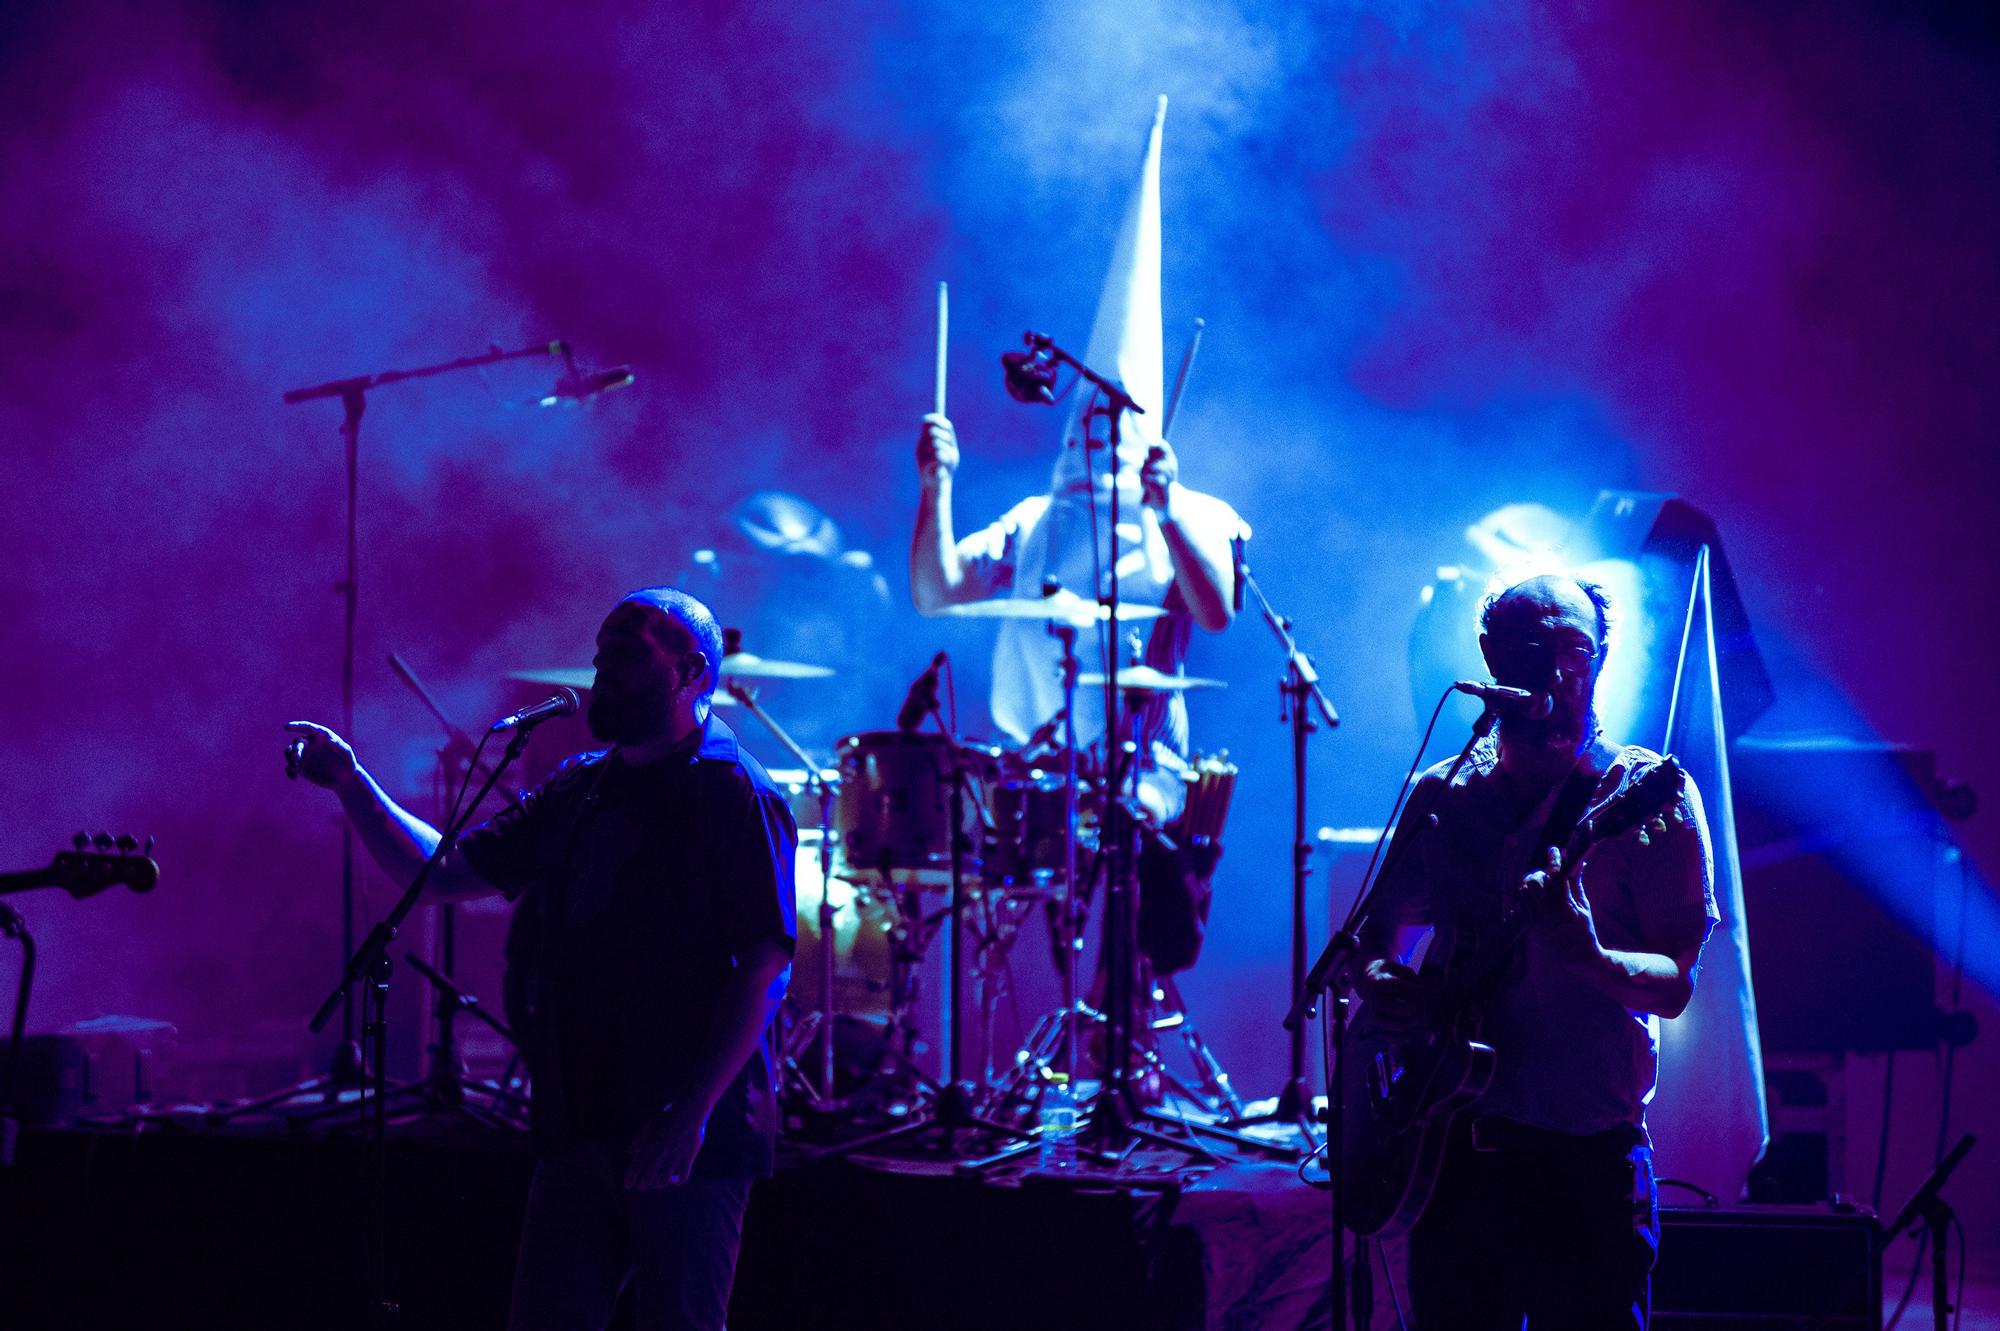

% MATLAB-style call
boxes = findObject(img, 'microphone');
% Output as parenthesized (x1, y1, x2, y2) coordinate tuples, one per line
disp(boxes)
(896, 653, 948, 733)
(1452, 681, 1554, 719)
(490, 688, 580, 734)
(538, 366, 635, 407)
(1001, 348, 1057, 405)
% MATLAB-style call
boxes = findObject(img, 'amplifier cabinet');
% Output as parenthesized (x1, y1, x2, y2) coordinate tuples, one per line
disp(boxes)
(1655, 1203, 1881, 1330)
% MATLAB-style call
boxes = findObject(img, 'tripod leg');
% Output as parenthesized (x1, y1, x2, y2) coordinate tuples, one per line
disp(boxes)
(1159, 976, 1246, 1118)
(1140, 1106, 1300, 1159)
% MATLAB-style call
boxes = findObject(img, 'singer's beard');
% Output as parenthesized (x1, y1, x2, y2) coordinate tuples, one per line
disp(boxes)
(588, 687, 670, 746)
(1497, 693, 1601, 757)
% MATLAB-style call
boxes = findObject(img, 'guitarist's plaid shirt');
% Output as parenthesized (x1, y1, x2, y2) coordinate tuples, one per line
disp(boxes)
(1363, 735, 1717, 1134)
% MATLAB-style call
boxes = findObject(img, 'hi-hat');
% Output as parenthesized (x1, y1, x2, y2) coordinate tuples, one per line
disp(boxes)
(506, 668, 740, 706)
(1077, 666, 1226, 692)
(936, 590, 1167, 627)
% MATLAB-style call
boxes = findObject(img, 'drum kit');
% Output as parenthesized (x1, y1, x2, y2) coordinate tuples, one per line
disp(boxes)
(506, 589, 1264, 1159)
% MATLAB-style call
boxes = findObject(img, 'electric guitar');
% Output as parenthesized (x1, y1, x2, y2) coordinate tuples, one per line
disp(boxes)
(0, 835, 160, 900)
(1339, 756, 1685, 1238)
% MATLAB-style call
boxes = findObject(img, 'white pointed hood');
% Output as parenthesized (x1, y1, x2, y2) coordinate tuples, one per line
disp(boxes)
(1051, 95, 1167, 493)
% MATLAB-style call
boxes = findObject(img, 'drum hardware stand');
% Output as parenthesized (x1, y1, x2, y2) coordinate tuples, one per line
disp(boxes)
(815, 685, 1034, 1161)
(303, 720, 540, 1328)
(724, 678, 844, 1104)
(1148, 975, 1245, 1119)
(402, 953, 529, 1129)
(267, 341, 567, 1116)
(980, 611, 1097, 1121)
(1227, 564, 1339, 1144)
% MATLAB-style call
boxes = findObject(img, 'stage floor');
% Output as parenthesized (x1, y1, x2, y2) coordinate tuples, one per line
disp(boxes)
(0, 1119, 1333, 1331)
(5, 1116, 1968, 1329)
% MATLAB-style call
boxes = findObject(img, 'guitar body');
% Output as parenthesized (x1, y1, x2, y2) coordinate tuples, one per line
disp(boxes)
(1340, 925, 1497, 1238)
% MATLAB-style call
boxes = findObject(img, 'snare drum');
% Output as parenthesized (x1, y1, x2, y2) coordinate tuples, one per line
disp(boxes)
(833, 731, 994, 885)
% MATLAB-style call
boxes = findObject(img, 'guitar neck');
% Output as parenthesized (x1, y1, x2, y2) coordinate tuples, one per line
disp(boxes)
(0, 869, 55, 896)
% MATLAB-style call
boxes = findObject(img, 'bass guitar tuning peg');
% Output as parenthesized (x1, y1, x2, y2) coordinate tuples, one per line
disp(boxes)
(74, 831, 90, 851)
(144, 835, 156, 857)
(93, 831, 116, 852)
(115, 833, 138, 854)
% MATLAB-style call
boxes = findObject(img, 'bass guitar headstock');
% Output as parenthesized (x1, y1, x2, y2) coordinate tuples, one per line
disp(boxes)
(48, 832, 161, 898)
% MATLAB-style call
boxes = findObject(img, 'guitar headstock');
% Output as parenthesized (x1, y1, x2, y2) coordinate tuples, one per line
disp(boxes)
(51, 832, 160, 898)
(1575, 756, 1686, 853)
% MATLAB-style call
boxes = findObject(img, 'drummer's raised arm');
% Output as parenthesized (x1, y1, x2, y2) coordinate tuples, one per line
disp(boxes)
(912, 412, 978, 612)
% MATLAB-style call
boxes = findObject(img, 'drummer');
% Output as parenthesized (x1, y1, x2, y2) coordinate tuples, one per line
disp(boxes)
(909, 411, 1244, 820)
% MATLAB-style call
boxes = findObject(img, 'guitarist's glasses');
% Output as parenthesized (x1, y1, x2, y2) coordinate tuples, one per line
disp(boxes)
(1499, 638, 1601, 680)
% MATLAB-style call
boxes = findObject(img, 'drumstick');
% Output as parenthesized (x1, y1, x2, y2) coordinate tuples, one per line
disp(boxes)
(1162, 317, 1205, 438)
(934, 280, 949, 418)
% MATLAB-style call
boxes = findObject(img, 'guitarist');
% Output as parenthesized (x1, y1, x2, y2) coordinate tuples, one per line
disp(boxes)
(1354, 574, 1717, 1330)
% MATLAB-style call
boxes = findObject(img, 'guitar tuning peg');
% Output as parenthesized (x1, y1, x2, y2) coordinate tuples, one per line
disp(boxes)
(74, 831, 90, 851)
(93, 831, 115, 852)
(144, 835, 156, 857)
(115, 834, 138, 854)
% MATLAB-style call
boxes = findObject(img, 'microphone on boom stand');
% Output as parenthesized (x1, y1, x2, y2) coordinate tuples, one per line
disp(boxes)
(1000, 340, 1058, 405)
(1451, 680, 1554, 719)
(896, 654, 948, 732)
(490, 689, 580, 733)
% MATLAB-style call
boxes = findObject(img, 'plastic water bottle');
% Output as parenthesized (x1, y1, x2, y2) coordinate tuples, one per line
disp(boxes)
(1038, 1072, 1079, 1171)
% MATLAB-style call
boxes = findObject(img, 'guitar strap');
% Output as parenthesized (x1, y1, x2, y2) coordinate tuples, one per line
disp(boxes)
(1533, 759, 1602, 868)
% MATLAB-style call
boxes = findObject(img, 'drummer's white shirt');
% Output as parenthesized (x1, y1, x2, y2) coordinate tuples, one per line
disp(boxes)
(953, 478, 1244, 749)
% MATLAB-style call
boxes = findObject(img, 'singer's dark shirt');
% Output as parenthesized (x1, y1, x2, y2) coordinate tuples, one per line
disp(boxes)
(458, 713, 797, 1176)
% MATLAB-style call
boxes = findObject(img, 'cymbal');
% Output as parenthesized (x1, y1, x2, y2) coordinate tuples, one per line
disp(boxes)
(719, 651, 834, 680)
(1076, 666, 1226, 692)
(936, 590, 1167, 627)
(505, 668, 739, 706)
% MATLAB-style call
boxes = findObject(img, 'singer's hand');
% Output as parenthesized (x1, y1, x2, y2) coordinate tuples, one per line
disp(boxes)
(917, 413, 959, 490)
(1140, 441, 1178, 512)
(625, 1099, 708, 1190)
(283, 721, 358, 790)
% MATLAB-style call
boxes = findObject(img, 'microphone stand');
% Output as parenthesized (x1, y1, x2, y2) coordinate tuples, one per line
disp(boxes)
(280, 339, 564, 1098)
(304, 723, 539, 1329)
(1014, 334, 1257, 1169)
(0, 900, 34, 1170)
(1228, 563, 1339, 1144)
(381, 651, 530, 1129)
(1286, 702, 1499, 1331)
(1879, 1134, 1977, 1331)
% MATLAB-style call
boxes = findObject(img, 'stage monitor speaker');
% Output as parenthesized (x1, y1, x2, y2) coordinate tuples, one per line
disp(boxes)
(1655, 1203, 1881, 1330)
(1732, 737, 1941, 1053)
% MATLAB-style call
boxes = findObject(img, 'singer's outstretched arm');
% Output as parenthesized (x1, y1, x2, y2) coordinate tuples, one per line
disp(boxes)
(283, 722, 494, 903)
(911, 412, 979, 613)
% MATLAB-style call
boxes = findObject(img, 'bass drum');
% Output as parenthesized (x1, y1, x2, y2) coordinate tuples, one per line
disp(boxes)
(792, 834, 896, 1019)
(833, 731, 995, 886)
